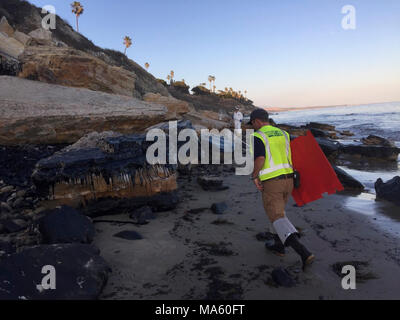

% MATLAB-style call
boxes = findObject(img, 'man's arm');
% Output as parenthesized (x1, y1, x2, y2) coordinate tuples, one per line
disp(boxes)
(252, 137, 266, 191)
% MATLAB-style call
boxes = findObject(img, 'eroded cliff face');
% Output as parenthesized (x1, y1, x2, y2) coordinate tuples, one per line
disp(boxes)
(19, 45, 138, 97)
(32, 132, 178, 216)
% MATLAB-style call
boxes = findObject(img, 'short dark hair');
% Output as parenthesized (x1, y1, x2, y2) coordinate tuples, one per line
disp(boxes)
(249, 108, 269, 124)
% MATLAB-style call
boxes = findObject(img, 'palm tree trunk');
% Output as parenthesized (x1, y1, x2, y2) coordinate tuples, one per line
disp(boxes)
(124, 47, 127, 55)
(76, 16, 79, 32)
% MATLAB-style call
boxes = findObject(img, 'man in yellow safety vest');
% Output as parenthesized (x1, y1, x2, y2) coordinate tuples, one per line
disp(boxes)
(249, 108, 315, 270)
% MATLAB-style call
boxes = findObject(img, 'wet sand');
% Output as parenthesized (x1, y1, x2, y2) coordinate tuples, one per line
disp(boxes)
(94, 171, 400, 300)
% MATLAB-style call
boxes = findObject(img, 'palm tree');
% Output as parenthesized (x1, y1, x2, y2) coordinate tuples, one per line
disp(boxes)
(213, 85, 216, 93)
(167, 75, 171, 84)
(144, 62, 150, 71)
(212, 76, 216, 92)
(71, 2, 84, 32)
(244, 90, 247, 98)
(123, 36, 132, 55)
(208, 76, 213, 91)
(170, 71, 174, 84)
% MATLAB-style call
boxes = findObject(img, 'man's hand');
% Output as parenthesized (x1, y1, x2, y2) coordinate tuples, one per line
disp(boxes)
(253, 178, 263, 191)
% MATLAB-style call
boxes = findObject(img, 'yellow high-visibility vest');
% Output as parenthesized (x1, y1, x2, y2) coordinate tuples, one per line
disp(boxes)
(253, 125, 294, 181)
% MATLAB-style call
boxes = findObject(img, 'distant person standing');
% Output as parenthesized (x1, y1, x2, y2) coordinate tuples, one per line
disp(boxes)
(249, 108, 315, 270)
(233, 107, 243, 131)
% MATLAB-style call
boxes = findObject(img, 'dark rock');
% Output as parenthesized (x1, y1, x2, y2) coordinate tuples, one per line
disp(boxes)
(198, 176, 229, 191)
(0, 145, 65, 188)
(306, 122, 336, 131)
(315, 138, 343, 159)
(113, 230, 143, 240)
(38, 206, 95, 244)
(340, 144, 400, 162)
(333, 166, 364, 191)
(0, 54, 21, 76)
(362, 135, 395, 147)
(271, 267, 296, 288)
(308, 128, 338, 140)
(340, 131, 354, 137)
(0, 241, 15, 256)
(375, 177, 400, 206)
(0, 244, 110, 300)
(0, 202, 12, 213)
(211, 202, 228, 215)
(129, 206, 155, 225)
(1, 219, 27, 234)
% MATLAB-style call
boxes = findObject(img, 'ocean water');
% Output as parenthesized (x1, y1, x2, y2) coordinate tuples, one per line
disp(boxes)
(273, 101, 400, 145)
(273, 102, 400, 233)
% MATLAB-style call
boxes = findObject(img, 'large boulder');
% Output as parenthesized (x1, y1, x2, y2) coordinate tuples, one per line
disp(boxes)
(38, 206, 95, 244)
(0, 76, 168, 145)
(0, 244, 110, 300)
(0, 32, 24, 59)
(19, 46, 137, 97)
(375, 177, 400, 206)
(333, 166, 364, 191)
(315, 138, 343, 159)
(32, 132, 178, 216)
(143, 92, 191, 119)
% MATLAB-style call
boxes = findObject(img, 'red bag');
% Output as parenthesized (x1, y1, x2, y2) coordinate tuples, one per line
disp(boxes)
(291, 131, 344, 207)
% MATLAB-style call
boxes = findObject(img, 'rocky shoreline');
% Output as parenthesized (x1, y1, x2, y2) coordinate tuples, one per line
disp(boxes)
(0, 118, 399, 299)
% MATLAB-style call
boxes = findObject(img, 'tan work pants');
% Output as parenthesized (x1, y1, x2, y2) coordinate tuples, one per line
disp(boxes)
(261, 178, 294, 223)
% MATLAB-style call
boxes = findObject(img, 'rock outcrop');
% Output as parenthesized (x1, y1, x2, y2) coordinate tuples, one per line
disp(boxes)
(143, 92, 191, 119)
(340, 145, 400, 162)
(0, 76, 168, 145)
(0, 244, 110, 300)
(19, 46, 137, 97)
(375, 177, 400, 206)
(32, 132, 178, 216)
(362, 135, 395, 147)
(333, 166, 365, 191)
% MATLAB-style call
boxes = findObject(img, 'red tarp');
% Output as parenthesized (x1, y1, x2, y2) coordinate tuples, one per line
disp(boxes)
(291, 131, 344, 207)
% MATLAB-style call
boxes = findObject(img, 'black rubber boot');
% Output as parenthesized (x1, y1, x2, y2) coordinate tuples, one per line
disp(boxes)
(265, 234, 286, 257)
(286, 234, 315, 270)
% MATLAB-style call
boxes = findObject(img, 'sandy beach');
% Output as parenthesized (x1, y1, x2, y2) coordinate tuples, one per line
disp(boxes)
(94, 169, 400, 300)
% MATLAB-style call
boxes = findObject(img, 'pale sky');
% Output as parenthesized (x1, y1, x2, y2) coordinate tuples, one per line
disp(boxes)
(29, 0, 400, 108)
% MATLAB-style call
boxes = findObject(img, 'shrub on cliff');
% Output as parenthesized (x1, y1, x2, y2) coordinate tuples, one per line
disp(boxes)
(172, 81, 190, 94)
(192, 85, 211, 96)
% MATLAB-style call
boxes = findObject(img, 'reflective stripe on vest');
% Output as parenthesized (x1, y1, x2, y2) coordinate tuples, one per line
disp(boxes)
(255, 127, 294, 181)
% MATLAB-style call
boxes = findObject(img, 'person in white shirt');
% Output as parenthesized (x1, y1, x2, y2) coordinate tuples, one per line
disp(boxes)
(233, 107, 243, 131)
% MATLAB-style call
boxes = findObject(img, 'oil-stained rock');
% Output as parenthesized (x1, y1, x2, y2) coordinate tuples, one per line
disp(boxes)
(0, 244, 110, 300)
(32, 132, 178, 216)
(375, 176, 400, 206)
